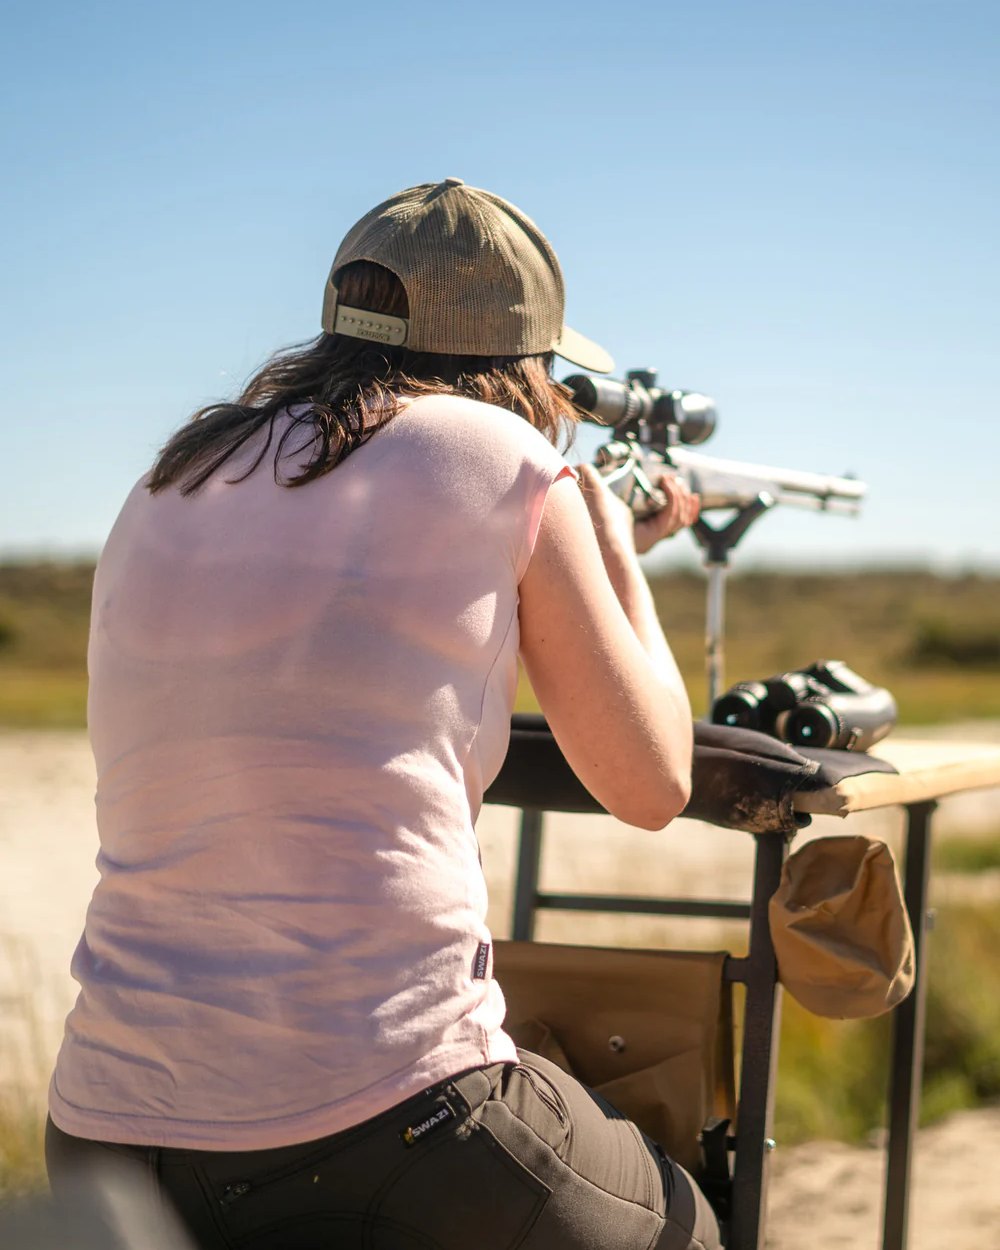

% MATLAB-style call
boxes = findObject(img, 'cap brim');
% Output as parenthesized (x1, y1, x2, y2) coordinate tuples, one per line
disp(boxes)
(553, 325, 614, 374)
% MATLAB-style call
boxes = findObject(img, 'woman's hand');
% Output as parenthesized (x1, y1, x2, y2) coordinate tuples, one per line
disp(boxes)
(577, 465, 700, 561)
(633, 472, 701, 555)
(575, 464, 638, 566)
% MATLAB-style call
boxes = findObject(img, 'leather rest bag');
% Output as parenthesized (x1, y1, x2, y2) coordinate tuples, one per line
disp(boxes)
(493, 941, 735, 1173)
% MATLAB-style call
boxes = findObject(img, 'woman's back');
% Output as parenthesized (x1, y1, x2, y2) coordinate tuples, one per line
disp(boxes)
(46, 178, 719, 1250)
(51, 395, 569, 1149)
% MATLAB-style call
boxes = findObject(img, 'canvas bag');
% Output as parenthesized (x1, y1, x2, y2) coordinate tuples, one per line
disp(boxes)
(493, 941, 735, 1173)
(769, 835, 915, 1019)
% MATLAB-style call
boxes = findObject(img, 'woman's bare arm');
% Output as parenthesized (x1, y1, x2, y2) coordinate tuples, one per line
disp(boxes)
(517, 467, 697, 830)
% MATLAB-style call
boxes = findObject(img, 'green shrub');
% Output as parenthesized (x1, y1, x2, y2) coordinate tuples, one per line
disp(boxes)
(933, 835, 1000, 875)
(923, 903, 1000, 1105)
(908, 619, 1000, 668)
(774, 1003, 890, 1145)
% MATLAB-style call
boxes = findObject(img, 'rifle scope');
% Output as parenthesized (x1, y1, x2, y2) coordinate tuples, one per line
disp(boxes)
(564, 370, 717, 446)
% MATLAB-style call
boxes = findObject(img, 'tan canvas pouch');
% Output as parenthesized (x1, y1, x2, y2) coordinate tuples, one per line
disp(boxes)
(769, 835, 915, 1019)
(493, 941, 735, 1172)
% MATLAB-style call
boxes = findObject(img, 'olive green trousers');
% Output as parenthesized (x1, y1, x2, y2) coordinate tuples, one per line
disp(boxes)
(46, 1052, 721, 1250)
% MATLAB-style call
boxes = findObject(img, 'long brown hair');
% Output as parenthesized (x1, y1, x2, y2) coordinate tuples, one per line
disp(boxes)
(148, 261, 584, 495)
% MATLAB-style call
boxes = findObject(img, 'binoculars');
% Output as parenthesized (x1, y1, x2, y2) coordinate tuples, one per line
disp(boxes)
(711, 660, 897, 752)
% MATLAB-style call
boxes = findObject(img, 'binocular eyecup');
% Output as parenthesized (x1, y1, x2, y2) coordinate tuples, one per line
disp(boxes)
(711, 661, 897, 752)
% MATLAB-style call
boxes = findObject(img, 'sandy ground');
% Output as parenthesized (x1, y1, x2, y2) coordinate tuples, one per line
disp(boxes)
(2, 727, 999, 1245)
(766, 1106, 1000, 1249)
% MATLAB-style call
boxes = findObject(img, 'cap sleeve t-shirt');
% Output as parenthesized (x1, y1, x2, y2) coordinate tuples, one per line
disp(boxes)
(49, 394, 573, 1149)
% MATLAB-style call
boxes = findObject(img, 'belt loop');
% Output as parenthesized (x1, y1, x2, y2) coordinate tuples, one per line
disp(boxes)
(447, 1063, 503, 1116)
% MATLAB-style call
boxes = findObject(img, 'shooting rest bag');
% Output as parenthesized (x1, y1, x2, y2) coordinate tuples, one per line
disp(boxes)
(493, 941, 735, 1173)
(485, 716, 898, 836)
(769, 835, 915, 1018)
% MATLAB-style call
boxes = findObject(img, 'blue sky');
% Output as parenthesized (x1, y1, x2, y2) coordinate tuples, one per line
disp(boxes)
(2, 0, 997, 568)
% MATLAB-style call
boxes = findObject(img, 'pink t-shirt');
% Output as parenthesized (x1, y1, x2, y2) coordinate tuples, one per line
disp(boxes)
(49, 395, 572, 1149)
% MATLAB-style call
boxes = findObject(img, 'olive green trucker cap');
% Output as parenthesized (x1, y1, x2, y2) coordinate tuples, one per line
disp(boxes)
(321, 178, 613, 373)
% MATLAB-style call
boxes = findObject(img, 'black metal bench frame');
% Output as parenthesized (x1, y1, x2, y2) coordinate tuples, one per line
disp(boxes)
(503, 799, 935, 1250)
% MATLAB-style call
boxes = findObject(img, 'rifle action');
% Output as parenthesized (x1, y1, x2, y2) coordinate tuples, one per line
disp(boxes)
(566, 369, 866, 518)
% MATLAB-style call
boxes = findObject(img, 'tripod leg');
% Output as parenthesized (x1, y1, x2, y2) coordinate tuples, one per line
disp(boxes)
(704, 561, 727, 706)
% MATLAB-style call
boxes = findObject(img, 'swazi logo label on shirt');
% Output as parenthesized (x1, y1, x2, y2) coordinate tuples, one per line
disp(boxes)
(401, 1100, 456, 1147)
(472, 941, 491, 981)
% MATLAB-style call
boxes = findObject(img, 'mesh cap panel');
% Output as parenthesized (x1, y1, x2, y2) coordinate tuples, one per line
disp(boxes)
(322, 179, 611, 370)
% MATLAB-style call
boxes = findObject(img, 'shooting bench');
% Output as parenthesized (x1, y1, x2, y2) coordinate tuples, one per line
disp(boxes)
(483, 718, 1000, 1250)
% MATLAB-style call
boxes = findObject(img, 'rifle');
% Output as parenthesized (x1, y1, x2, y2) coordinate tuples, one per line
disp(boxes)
(566, 370, 865, 518)
(564, 369, 868, 703)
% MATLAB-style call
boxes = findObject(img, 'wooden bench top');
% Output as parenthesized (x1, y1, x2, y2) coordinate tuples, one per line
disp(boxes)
(794, 739, 1000, 817)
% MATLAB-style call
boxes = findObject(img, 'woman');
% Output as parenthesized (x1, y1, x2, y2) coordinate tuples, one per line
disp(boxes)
(46, 178, 718, 1249)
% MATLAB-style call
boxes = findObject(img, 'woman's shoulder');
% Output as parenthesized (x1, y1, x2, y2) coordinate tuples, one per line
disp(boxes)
(394, 393, 567, 468)
(401, 391, 528, 428)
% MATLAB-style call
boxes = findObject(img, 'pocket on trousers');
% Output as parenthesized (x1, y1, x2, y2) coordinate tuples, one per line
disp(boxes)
(501, 1062, 571, 1158)
(373, 1124, 549, 1250)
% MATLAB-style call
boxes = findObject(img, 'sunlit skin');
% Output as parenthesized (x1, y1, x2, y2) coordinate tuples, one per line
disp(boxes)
(577, 465, 701, 555)
(518, 467, 700, 831)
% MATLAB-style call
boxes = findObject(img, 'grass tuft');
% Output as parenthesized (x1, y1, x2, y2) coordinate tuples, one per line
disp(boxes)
(0, 941, 56, 1203)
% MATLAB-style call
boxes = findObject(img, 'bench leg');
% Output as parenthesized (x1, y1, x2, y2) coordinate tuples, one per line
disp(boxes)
(881, 799, 936, 1250)
(512, 808, 545, 941)
(729, 832, 789, 1250)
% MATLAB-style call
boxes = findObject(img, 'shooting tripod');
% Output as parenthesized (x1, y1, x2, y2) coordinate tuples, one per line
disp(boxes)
(690, 496, 774, 705)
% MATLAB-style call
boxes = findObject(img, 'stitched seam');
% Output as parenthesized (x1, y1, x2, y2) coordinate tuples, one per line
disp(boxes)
(464, 600, 519, 777)
(476, 1114, 662, 1216)
(624, 1117, 658, 1209)
(190, 1165, 238, 1249)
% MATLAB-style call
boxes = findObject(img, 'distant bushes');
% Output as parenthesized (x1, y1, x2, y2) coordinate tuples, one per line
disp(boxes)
(8, 560, 1000, 726)
(908, 619, 1000, 669)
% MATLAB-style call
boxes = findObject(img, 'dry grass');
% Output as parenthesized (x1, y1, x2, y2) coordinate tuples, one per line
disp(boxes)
(0, 942, 52, 1202)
